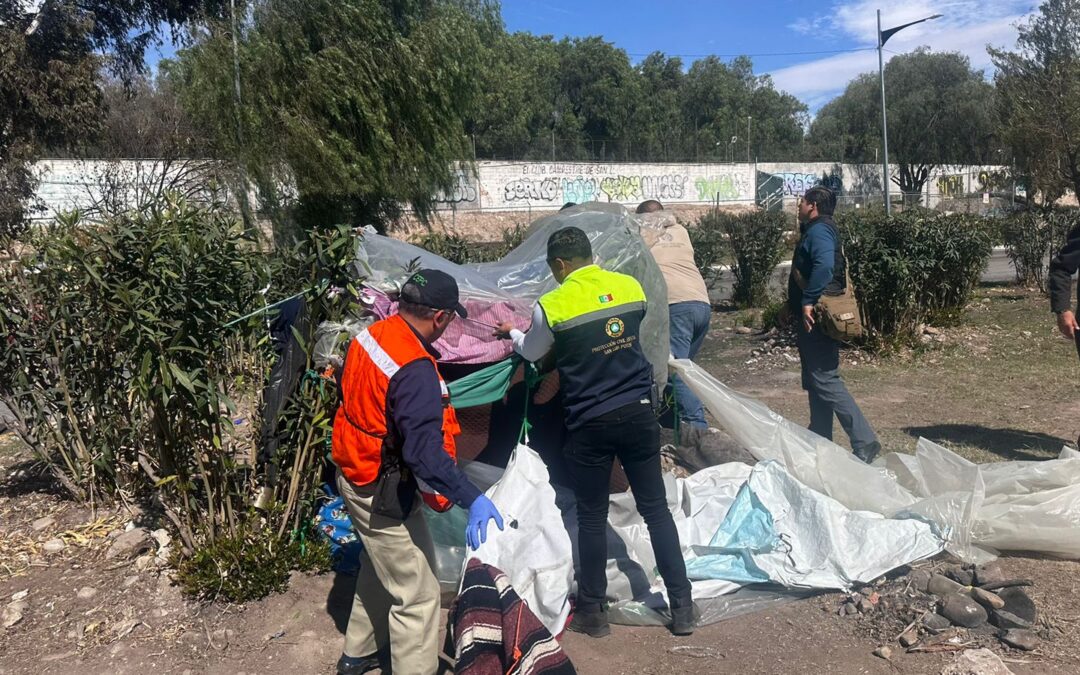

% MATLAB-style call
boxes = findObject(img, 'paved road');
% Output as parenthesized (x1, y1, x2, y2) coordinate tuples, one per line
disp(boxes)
(710, 247, 1016, 304)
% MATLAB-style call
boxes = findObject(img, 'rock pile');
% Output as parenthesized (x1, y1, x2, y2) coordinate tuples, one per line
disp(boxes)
(743, 328, 799, 368)
(840, 561, 1044, 657)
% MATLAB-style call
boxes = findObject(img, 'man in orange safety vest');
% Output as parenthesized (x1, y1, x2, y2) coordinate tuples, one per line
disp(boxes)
(332, 269, 503, 675)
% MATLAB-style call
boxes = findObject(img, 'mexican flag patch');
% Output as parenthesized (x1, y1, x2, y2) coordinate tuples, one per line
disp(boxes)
(598, 293, 613, 304)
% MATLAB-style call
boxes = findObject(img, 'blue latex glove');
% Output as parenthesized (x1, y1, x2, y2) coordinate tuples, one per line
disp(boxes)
(466, 495, 504, 550)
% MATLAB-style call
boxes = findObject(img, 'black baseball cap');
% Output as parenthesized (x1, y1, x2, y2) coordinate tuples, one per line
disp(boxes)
(400, 269, 468, 318)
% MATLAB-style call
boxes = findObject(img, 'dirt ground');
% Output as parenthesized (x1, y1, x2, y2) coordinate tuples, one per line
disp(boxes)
(3, 285, 1080, 674)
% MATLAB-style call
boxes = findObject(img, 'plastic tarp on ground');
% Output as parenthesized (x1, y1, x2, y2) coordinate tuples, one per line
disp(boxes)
(352, 202, 671, 385)
(671, 358, 1080, 562)
(430, 442, 944, 631)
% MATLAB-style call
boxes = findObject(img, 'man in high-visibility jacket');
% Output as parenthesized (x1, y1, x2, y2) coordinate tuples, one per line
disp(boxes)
(332, 269, 503, 675)
(495, 226, 696, 638)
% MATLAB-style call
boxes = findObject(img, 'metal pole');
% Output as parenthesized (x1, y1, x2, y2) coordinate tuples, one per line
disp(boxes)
(551, 129, 555, 161)
(747, 116, 751, 164)
(878, 9, 891, 215)
(229, 0, 255, 235)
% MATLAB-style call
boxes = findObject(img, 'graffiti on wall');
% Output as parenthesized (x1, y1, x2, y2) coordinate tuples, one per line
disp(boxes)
(775, 172, 843, 197)
(977, 169, 1010, 193)
(937, 174, 965, 198)
(434, 170, 479, 207)
(466, 163, 754, 210)
(694, 174, 752, 201)
(503, 178, 560, 203)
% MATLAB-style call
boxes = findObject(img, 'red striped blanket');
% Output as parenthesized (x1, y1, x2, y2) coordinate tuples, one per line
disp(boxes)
(449, 559, 576, 675)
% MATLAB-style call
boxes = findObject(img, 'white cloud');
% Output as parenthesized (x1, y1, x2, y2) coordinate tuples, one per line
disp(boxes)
(771, 0, 1035, 112)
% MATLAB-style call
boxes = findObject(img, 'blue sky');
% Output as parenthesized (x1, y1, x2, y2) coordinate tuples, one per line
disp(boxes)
(503, 0, 1038, 112)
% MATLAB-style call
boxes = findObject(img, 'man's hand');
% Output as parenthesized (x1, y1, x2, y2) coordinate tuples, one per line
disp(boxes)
(465, 495, 504, 550)
(802, 305, 815, 333)
(1058, 310, 1079, 340)
(493, 321, 515, 339)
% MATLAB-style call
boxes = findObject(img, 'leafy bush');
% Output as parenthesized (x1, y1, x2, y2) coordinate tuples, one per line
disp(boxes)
(414, 231, 475, 264)
(686, 215, 727, 290)
(700, 210, 786, 307)
(415, 224, 530, 264)
(174, 521, 332, 602)
(1002, 209, 1078, 291)
(760, 295, 789, 333)
(0, 197, 359, 598)
(839, 210, 995, 347)
(0, 199, 269, 519)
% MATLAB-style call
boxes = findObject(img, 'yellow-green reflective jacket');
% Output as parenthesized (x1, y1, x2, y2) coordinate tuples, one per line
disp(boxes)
(538, 265, 653, 429)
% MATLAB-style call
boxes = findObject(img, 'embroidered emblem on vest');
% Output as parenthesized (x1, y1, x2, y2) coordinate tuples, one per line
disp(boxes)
(605, 317, 625, 338)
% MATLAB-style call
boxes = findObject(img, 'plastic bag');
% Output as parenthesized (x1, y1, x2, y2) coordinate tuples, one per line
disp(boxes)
(463, 444, 575, 637)
(353, 203, 671, 384)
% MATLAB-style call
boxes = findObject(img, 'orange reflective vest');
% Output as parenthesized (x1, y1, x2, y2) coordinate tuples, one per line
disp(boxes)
(331, 314, 460, 512)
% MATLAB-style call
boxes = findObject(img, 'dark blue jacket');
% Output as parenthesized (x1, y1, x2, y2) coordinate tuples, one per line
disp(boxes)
(788, 215, 846, 315)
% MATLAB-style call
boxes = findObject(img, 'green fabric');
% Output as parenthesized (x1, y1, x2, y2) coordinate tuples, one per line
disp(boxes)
(538, 265, 647, 329)
(447, 357, 519, 409)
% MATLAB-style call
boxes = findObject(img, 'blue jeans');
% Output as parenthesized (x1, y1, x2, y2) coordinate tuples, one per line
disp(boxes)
(796, 324, 879, 453)
(669, 301, 711, 428)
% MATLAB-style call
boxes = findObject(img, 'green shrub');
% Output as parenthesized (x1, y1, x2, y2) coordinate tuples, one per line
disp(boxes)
(686, 215, 727, 290)
(839, 210, 995, 347)
(0, 197, 359, 594)
(415, 225, 528, 264)
(0, 199, 269, 515)
(1002, 209, 1078, 291)
(703, 210, 786, 307)
(761, 295, 789, 333)
(414, 231, 474, 264)
(174, 520, 332, 602)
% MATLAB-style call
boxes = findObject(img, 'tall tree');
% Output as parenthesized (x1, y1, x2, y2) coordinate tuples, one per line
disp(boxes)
(467, 32, 562, 160)
(555, 37, 638, 160)
(991, 0, 1080, 203)
(628, 52, 686, 161)
(808, 49, 996, 197)
(83, 73, 206, 159)
(680, 56, 807, 163)
(172, 0, 499, 233)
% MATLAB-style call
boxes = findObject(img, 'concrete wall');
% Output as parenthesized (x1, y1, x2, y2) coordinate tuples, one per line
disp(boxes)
(29, 159, 1019, 221)
(435, 161, 757, 212)
(32, 159, 228, 221)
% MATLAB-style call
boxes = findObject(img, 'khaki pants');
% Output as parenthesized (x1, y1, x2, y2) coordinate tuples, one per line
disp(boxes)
(336, 472, 440, 675)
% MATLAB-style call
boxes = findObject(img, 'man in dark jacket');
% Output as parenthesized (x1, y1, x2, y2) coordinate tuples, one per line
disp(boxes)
(1049, 224, 1080, 348)
(788, 187, 880, 463)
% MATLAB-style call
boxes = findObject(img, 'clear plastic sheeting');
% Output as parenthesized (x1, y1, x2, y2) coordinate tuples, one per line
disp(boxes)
(672, 358, 1080, 562)
(353, 202, 671, 383)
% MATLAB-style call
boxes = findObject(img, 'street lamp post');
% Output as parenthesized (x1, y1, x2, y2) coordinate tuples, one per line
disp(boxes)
(877, 9, 942, 214)
(746, 116, 752, 164)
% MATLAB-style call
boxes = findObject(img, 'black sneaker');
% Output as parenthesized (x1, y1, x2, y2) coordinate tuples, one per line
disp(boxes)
(854, 441, 881, 465)
(670, 602, 698, 636)
(336, 653, 379, 675)
(567, 606, 611, 638)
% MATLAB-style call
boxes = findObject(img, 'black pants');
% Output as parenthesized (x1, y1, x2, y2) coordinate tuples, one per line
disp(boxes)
(565, 400, 692, 611)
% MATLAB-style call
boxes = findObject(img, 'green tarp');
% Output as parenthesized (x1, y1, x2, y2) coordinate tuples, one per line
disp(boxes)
(446, 357, 519, 409)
